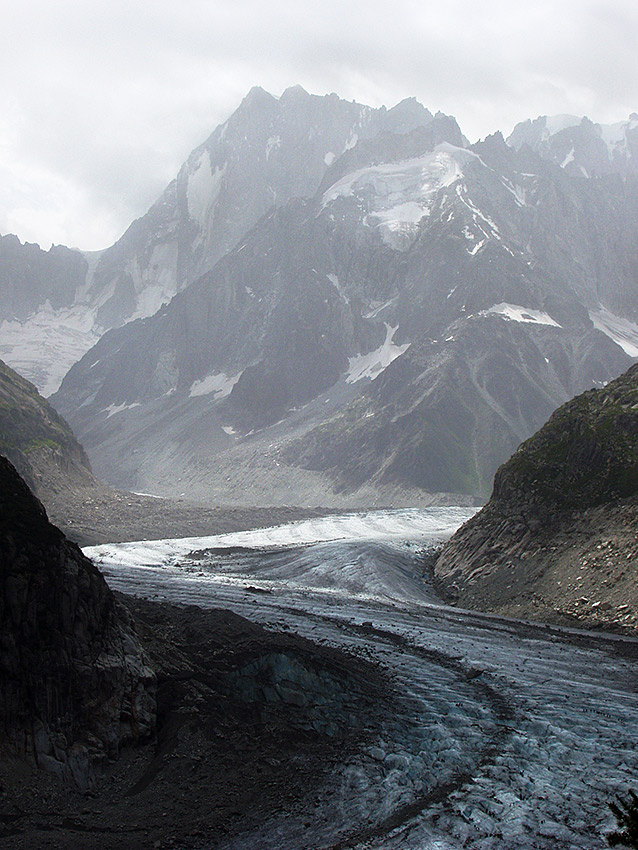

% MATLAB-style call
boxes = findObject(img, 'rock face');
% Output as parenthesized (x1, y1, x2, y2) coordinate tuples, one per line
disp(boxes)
(435, 363, 638, 629)
(0, 455, 155, 787)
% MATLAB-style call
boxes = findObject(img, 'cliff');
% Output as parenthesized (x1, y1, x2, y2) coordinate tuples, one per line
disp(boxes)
(0, 455, 155, 787)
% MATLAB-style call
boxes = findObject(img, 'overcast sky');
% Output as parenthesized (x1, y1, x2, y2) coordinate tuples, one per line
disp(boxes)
(2, 0, 638, 251)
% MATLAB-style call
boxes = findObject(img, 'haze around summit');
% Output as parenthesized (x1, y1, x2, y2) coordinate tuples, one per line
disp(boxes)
(1, 0, 637, 250)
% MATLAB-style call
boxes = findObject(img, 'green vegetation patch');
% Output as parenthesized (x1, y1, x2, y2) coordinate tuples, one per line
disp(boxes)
(494, 364, 638, 513)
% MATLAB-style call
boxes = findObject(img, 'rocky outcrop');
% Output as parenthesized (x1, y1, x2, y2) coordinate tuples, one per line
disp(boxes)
(435, 363, 638, 629)
(0, 455, 155, 787)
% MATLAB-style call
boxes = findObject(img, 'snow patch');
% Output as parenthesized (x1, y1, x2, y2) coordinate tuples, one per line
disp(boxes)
(346, 324, 410, 383)
(324, 151, 336, 166)
(327, 273, 349, 303)
(455, 184, 501, 241)
(373, 201, 431, 228)
(0, 304, 102, 396)
(187, 151, 225, 226)
(128, 242, 180, 320)
(501, 177, 527, 207)
(589, 308, 638, 357)
(344, 131, 358, 151)
(561, 147, 576, 168)
(104, 401, 141, 419)
(364, 298, 397, 319)
(467, 239, 486, 256)
(323, 144, 471, 250)
(189, 371, 243, 399)
(484, 303, 562, 327)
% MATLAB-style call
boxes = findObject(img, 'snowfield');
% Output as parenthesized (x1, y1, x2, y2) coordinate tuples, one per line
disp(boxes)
(86, 508, 638, 849)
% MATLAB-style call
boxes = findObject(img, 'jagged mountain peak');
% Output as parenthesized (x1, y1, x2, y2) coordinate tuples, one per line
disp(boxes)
(279, 83, 311, 101)
(507, 114, 581, 149)
(50, 116, 638, 506)
(4, 87, 432, 394)
(507, 111, 638, 178)
(383, 97, 434, 134)
(243, 84, 277, 102)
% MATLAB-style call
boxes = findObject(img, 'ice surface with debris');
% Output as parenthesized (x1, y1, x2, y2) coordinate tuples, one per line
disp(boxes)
(87, 507, 638, 850)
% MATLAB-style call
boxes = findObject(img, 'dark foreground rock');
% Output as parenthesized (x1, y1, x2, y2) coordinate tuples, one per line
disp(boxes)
(0, 456, 155, 788)
(435, 363, 638, 629)
(0, 595, 392, 850)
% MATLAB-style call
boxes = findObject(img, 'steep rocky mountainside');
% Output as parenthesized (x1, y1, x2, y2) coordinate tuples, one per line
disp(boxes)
(435, 363, 638, 629)
(51, 115, 637, 504)
(0, 455, 155, 788)
(0, 88, 439, 395)
(0, 358, 96, 500)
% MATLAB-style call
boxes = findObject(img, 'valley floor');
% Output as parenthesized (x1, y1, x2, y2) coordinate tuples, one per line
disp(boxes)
(48, 483, 349, 547)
